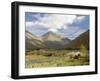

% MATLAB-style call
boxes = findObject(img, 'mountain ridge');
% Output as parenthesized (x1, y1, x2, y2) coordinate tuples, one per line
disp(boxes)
(25, 30, 89, 50)
(65, 30, 89, 49)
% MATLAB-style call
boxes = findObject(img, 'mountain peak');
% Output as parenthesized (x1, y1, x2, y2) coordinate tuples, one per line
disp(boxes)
(42, 31, 62, 41)
(44, 31, 57, 35)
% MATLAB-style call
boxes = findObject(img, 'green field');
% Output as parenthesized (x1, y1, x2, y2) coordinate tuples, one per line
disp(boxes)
(25, 48, 89, 68)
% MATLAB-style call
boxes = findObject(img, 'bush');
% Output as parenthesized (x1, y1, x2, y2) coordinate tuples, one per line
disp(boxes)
(80, 44, 89, 62)
(80, 44, 87, 55)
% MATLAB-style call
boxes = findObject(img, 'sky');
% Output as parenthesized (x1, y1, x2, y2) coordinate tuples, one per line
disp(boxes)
(25, 12, 89, 40)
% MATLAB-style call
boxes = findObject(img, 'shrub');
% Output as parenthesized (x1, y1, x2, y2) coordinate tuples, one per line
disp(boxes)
(80, 44, 87, 55)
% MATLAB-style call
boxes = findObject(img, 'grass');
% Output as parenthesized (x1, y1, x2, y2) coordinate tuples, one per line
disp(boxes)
(25, 48, 89, 68)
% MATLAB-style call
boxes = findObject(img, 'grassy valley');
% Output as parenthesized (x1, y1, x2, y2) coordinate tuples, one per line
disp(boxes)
(25, 48, 89, 68)
(25, 30, 89, 68)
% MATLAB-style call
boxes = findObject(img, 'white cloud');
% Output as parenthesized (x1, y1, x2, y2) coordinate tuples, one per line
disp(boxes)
(26, 21, 49, 28)
(76, 16, 85, 20)
(48, 28, 58, 33)
(26, 14, 77, 32)
(39, 14, 76, 29)
(26, 21, 34, 27)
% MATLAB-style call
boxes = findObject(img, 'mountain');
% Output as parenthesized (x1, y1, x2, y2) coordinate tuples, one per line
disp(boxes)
(25, 31, 72, 50)
(26, 31, 42, 41)
(25, 30, 89, 50)
(25, 31, 46, 50)
(65, 30, 89, 49)
(41, 31, 70, 49)
(61, 38, 71, 45)
(42, 31, 63, 41)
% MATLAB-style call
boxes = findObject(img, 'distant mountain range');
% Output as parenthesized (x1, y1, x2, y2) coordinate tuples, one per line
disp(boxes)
(25, 30, 89, 50)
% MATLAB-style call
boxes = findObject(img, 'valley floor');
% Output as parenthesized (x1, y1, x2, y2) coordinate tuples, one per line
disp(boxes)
(25, 49, 89, 68)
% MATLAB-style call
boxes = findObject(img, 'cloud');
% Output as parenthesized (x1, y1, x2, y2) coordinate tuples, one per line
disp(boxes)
(39, 14, 76, 29)
(26, 21, 49, 28)
(48, 28, 58, 33)
(68, 15, 89, 29)
(26, 22, 49, 36)
(26, 14, 77, 32)
(58, 26, 88, 40)
(76, 16, 85, 20)
(25, 13, 89, 39)
(25, 12, 48, 21)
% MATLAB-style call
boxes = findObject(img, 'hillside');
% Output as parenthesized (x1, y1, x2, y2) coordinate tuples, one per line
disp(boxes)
(25, 30, 89, 50)
(65, 30, 89, 49)
(25, 31, 46, 50)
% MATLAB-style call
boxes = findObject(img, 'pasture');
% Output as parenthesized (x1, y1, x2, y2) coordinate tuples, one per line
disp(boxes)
(25, 49, 89, 68)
